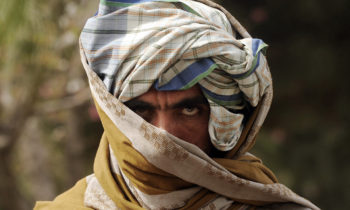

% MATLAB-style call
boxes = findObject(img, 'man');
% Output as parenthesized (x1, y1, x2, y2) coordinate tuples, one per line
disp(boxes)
(35, 0, 319, 209)
(124, 85, 213, 155)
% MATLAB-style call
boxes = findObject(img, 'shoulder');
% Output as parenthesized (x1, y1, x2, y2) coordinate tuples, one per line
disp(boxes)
(34, 177, 91, 210)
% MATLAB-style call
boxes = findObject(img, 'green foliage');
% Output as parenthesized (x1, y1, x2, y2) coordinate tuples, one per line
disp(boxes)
(0, 0, 99, 209)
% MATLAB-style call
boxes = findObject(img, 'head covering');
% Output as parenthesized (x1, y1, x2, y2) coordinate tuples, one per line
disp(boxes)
(80, 0, 272, 152)
(35, 0, 319, 209)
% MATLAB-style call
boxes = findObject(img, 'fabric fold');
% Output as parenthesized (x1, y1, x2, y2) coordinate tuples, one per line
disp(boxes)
(35, 0, 319, 209)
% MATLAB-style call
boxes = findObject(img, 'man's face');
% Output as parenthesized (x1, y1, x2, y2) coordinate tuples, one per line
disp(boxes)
(125, 85, 212, 154)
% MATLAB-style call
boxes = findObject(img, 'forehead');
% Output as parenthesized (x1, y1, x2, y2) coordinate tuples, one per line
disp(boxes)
(137, 85, 204, 105)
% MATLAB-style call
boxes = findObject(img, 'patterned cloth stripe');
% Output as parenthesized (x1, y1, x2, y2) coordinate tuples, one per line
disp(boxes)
(172, 2, 201, 16)
(228, 39, 265, 80)
(201, 76, 239, 90)
(82, 29, 133, 34)
(101, 0, 159, 7)
(230, 49, 261, 80)
(154, 38, 266, 106)
(100, 0, 198, 12)
(155, 58, 216, 90)
(201, 86, 243, 106)
(252, 39, 266, 56)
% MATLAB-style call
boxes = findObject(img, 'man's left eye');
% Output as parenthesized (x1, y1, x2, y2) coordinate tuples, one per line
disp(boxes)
(181, 107, 199, 116)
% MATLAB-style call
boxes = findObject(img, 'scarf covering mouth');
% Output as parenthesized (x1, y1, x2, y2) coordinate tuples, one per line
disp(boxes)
(34, 0, 319, 209)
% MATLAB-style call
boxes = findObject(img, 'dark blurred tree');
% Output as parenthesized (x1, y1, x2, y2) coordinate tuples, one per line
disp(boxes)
(216, 0, 350, 209)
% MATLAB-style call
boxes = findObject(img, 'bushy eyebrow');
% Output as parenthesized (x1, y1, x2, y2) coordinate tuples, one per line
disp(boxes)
(170, 96, 208, 109)
(124, 96, 208, 110)
(124, 99, 155, 110)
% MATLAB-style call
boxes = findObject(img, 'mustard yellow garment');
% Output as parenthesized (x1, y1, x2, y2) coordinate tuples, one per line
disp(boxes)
(35, 101, 280, 210)
(34, 68, 318, 209)
(34, 178, 90, 210)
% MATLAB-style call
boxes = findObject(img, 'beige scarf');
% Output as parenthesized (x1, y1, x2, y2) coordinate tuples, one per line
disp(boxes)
(34, 0, 319, 209)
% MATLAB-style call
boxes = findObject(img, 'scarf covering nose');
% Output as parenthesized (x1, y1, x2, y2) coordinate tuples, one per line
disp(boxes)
(34, 0, 319, 209)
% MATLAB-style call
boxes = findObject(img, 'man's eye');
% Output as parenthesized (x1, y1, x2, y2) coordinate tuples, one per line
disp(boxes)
(131, 108, 152, 121)
(133, 108, 149, 116)
(181, 107, 199, 116)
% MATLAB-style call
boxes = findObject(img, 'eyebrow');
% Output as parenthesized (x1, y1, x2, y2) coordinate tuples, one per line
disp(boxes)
(170, 96, 208, 109)
(124, 99, 155, 110)
(124, 96, 208, 110)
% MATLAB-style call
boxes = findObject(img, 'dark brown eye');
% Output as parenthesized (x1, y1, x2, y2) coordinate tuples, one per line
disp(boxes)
(133, 108, 151, 117)
(124, 99, 154, 121)
(181, 107, 199, 116)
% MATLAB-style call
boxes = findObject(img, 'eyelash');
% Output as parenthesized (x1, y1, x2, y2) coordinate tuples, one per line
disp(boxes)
(180, 106, 201, 116)
(129, 105, 203, 120)
(132, 107, 151, 114)
(131, 108, 153, 122)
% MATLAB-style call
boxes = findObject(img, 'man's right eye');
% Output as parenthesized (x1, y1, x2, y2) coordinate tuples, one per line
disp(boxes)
(181, 107, 200, 116)
(130, 107, 153, 121)
(132, 107, 149, 115)
(124, 100, 155, 122)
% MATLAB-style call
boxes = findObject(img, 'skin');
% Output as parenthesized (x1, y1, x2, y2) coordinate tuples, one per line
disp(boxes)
(124, 85, 213, 154)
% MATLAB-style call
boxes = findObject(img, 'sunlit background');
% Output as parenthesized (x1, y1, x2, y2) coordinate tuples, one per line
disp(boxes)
(0, 0, 349, 209)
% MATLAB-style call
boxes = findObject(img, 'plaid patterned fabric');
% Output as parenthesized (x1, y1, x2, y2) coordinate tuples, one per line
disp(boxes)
(80, 0, 272, 151)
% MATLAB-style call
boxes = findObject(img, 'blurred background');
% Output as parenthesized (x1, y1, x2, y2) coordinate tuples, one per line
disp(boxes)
(0, 0, 349, 209)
